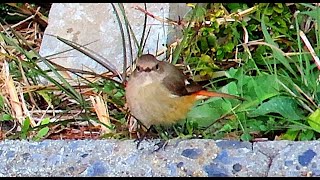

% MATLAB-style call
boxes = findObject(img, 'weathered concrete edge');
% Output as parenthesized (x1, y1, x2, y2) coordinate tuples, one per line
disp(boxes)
(0, 139, 317, 177)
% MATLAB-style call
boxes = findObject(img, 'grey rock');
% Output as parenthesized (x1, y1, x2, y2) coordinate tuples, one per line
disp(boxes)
(181, 148, 203, 159)
(0, 139, 270, 177)
(39, 3, 191, 81)
(216, 140, 252, 150)
(1, 139, 320, 176)
(253, 140, 291, 159)
(255, 141, 320, 177)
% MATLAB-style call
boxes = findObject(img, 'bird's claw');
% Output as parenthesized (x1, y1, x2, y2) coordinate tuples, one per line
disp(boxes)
(135, 138, 168, 152)
(153, 139, 168, 152)
(135, 136, 150, 150)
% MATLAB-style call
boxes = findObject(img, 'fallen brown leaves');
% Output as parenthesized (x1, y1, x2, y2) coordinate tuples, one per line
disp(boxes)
(0, 3, 127, 140)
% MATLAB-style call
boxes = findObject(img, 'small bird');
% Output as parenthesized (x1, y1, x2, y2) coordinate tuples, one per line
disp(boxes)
(125, 54, 243, 132)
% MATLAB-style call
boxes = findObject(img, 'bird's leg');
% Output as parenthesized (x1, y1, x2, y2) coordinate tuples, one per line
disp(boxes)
(134, 125, 169, 152)
(135, 125, 153, 150)
(153, 139, 168, 152)
(153, 125, 169, 152)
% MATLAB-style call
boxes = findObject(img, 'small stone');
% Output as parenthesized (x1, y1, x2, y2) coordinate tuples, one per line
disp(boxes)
(284, 160, 293, 167)
(31, 153, 44, 160)
(312, 170, 320, 176)
(86, 161, 108, 176)
(232, 163, 242, 172)
(186, 169, 194, 177)
(69, 141, 79, 151)
(298, 149, 316, 166)
(167, 163, 177, 177)
(203, 163, 229, 177)
(81, 153, 89, 158)
(22, 153, 31, 160)
(47, 155, 61, 166)
(5, 150, 15, 159)
(67, 166, 75, 172)
(214, 150, 229, 164)
(176, 162, 184, 168)
(216, 140, 251, 149)
(312, 162, 317, 169)
(301, 170, 312, 177)
(181, 148, 203, 159)
(307, 171, 313, 177)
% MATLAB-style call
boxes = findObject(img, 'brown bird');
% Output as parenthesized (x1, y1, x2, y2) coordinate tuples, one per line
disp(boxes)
(125, 54, 243, 132)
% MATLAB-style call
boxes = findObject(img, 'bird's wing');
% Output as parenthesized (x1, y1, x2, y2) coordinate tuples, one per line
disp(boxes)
(161, 62, 189, 96)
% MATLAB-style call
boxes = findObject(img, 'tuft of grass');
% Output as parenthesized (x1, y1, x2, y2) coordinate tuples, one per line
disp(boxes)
(0, 3, 130, 140)
(167, 3, 320, 141)
(1, 3, 320, 142)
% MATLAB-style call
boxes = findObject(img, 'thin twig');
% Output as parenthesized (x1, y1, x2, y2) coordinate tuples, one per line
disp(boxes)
(133, 5, 181, 27)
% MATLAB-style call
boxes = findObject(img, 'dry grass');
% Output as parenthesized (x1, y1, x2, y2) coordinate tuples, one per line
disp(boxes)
(0, 3, 128, 140)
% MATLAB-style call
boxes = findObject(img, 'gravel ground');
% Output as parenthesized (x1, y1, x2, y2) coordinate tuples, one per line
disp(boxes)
(0, 139, 318, 177)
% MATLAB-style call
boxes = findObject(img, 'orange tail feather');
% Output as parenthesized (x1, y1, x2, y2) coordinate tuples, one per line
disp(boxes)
(192, 90, 244, 101)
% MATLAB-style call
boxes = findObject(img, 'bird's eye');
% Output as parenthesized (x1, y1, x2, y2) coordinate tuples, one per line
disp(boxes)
(136, 66, 141, 72)
(155, 64, 160, 70)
